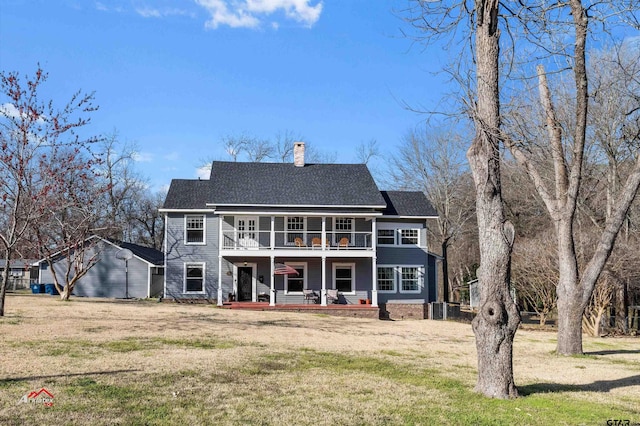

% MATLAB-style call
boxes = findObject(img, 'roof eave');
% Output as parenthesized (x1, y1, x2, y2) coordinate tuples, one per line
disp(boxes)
(206, 203, 387, 209)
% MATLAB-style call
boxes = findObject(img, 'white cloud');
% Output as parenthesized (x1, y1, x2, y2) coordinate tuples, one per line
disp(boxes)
(132, 151, 154, 162)
(194, 0, 322, 29)
(136, 7, 162, 18)
(135, 7, 194, 19)
(0, 103, 21, 119)
(0, 102, 46, 124)
(196, 164, 211, 179)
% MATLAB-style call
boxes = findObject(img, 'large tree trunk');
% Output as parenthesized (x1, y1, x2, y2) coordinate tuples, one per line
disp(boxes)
(469, 0, 520, 399)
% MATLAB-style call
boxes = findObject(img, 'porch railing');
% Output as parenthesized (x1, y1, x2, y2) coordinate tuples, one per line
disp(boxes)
(222, 231, 373, 250)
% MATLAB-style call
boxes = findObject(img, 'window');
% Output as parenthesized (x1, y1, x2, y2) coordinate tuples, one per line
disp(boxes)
(400, 229, 419, 245)
(401, 267, 421, 293)
(377, 266, 395, 292)
(334, 217, 353, 245)
(334, 263, 355, 293)
(285, 263, 306, 293)
(286, 216, 305, 244)
(185, 215, 205, 244)
(185, 263, 205, 293)
(377, 229, 395, 245)
(334, 217, 353, 231)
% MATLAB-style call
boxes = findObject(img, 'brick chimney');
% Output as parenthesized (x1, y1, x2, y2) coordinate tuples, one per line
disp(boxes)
(294, 142, 305, 167)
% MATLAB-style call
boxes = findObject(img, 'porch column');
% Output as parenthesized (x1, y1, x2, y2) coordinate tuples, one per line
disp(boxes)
(371, 217, 378, 307)
(270, 216, 275, 250)
(321, 216, 326, 251)
(269, 255, 276, 306)
(217, 255, 223, 306)
(218, 217, 224, 306)
(321, 256, 327, 306)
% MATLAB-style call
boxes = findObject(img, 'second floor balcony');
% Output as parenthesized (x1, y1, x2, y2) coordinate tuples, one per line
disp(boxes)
(222, 230, 373, 251)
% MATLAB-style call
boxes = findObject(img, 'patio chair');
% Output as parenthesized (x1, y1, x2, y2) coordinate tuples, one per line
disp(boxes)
(337, 237, 349, 249)
(326, 289, 339, 304)
(294, 237, 306, 248)
(311, 237, 322, 249)
(303, 289, 319, 304)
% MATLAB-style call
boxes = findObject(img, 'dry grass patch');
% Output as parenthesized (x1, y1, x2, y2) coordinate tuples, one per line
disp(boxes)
(0, 294, 638, 425)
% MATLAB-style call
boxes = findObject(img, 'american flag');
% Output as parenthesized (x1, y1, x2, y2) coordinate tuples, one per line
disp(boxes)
(274, 263, 299, 275)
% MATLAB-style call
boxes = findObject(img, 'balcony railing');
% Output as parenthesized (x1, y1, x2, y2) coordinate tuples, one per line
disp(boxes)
(222, 231, 373, 250)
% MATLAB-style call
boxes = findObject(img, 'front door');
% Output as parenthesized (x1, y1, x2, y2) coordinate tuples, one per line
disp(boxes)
(237, 267, 253, 302)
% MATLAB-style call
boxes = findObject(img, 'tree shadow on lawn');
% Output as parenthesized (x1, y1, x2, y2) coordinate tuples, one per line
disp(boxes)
(519, 374, 640, 395)
(584, 349, 640, 356)
(0, 369, 139, 385)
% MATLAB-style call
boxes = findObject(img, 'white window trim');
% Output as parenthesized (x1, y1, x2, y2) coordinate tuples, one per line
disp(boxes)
(285, 216, 307, 245)
(235, 216, 259, 248)
(376, 229, 397, 246)
(184, 262, 206, 294)
(399, 265, 423, 294)
(332, 217, 355, 245)
(333, 262, 356, 295)
(399, 229, 420, 246)
(284, 262, 307, 294)
(376, 223, 424, 248)
(376, 265, 397, 294)
(184, 215, 206, 245)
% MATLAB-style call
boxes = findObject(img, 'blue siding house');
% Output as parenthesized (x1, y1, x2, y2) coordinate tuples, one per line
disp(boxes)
(161, 142, 439, 309)
(37, 236, 164, 299)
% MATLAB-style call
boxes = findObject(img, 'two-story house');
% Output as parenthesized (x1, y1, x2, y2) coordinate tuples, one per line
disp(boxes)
(160, 142, 439, 309)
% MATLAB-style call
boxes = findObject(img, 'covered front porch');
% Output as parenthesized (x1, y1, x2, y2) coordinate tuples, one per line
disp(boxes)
(217, 254, 379, 308)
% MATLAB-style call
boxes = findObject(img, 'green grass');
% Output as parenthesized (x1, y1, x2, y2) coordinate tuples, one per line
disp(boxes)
(2, 347, 637, 425)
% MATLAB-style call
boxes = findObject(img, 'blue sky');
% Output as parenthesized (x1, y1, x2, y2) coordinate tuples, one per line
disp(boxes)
(0, 0, 448, 191)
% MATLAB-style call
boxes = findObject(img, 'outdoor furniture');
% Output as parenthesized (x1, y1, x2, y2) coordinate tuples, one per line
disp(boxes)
(311, 238, 330, 249)
(294, 237, 306, 248)
(303, 289, 319, 304)
(327, 289, 339, 304)
(337, 237, 349, 249)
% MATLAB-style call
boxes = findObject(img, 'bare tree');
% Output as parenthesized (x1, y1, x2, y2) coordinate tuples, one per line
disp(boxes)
(582, 271, 616, 337)
(221, 133, 274, 162)
(130, 189, 165, 250)
(402, 0, 521, 398)
(273, 130, 302, 162)
(35, 163, 104, 300)
(502, 4, 640, 355)
(97, 131, 147, 241)
(512, 234, 558, 326)
(387, 126, 474, 302)
(0, 66, 100, 314)
(355, 139, 380, 165)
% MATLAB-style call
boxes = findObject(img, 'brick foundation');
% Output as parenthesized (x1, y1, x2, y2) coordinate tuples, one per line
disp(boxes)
(380, 302, 428, 320)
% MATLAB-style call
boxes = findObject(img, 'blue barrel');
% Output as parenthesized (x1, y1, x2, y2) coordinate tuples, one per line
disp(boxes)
(44, 284, 59, 295)
(31, 284, 42, 294)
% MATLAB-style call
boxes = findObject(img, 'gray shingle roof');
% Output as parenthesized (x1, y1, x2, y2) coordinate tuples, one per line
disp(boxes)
(117, 241, 164, 266)
(380, 191, 438, 217)
(208, 162, 386, 207)
(162, 179, 211, 210)
(162, 162, 438, 218)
